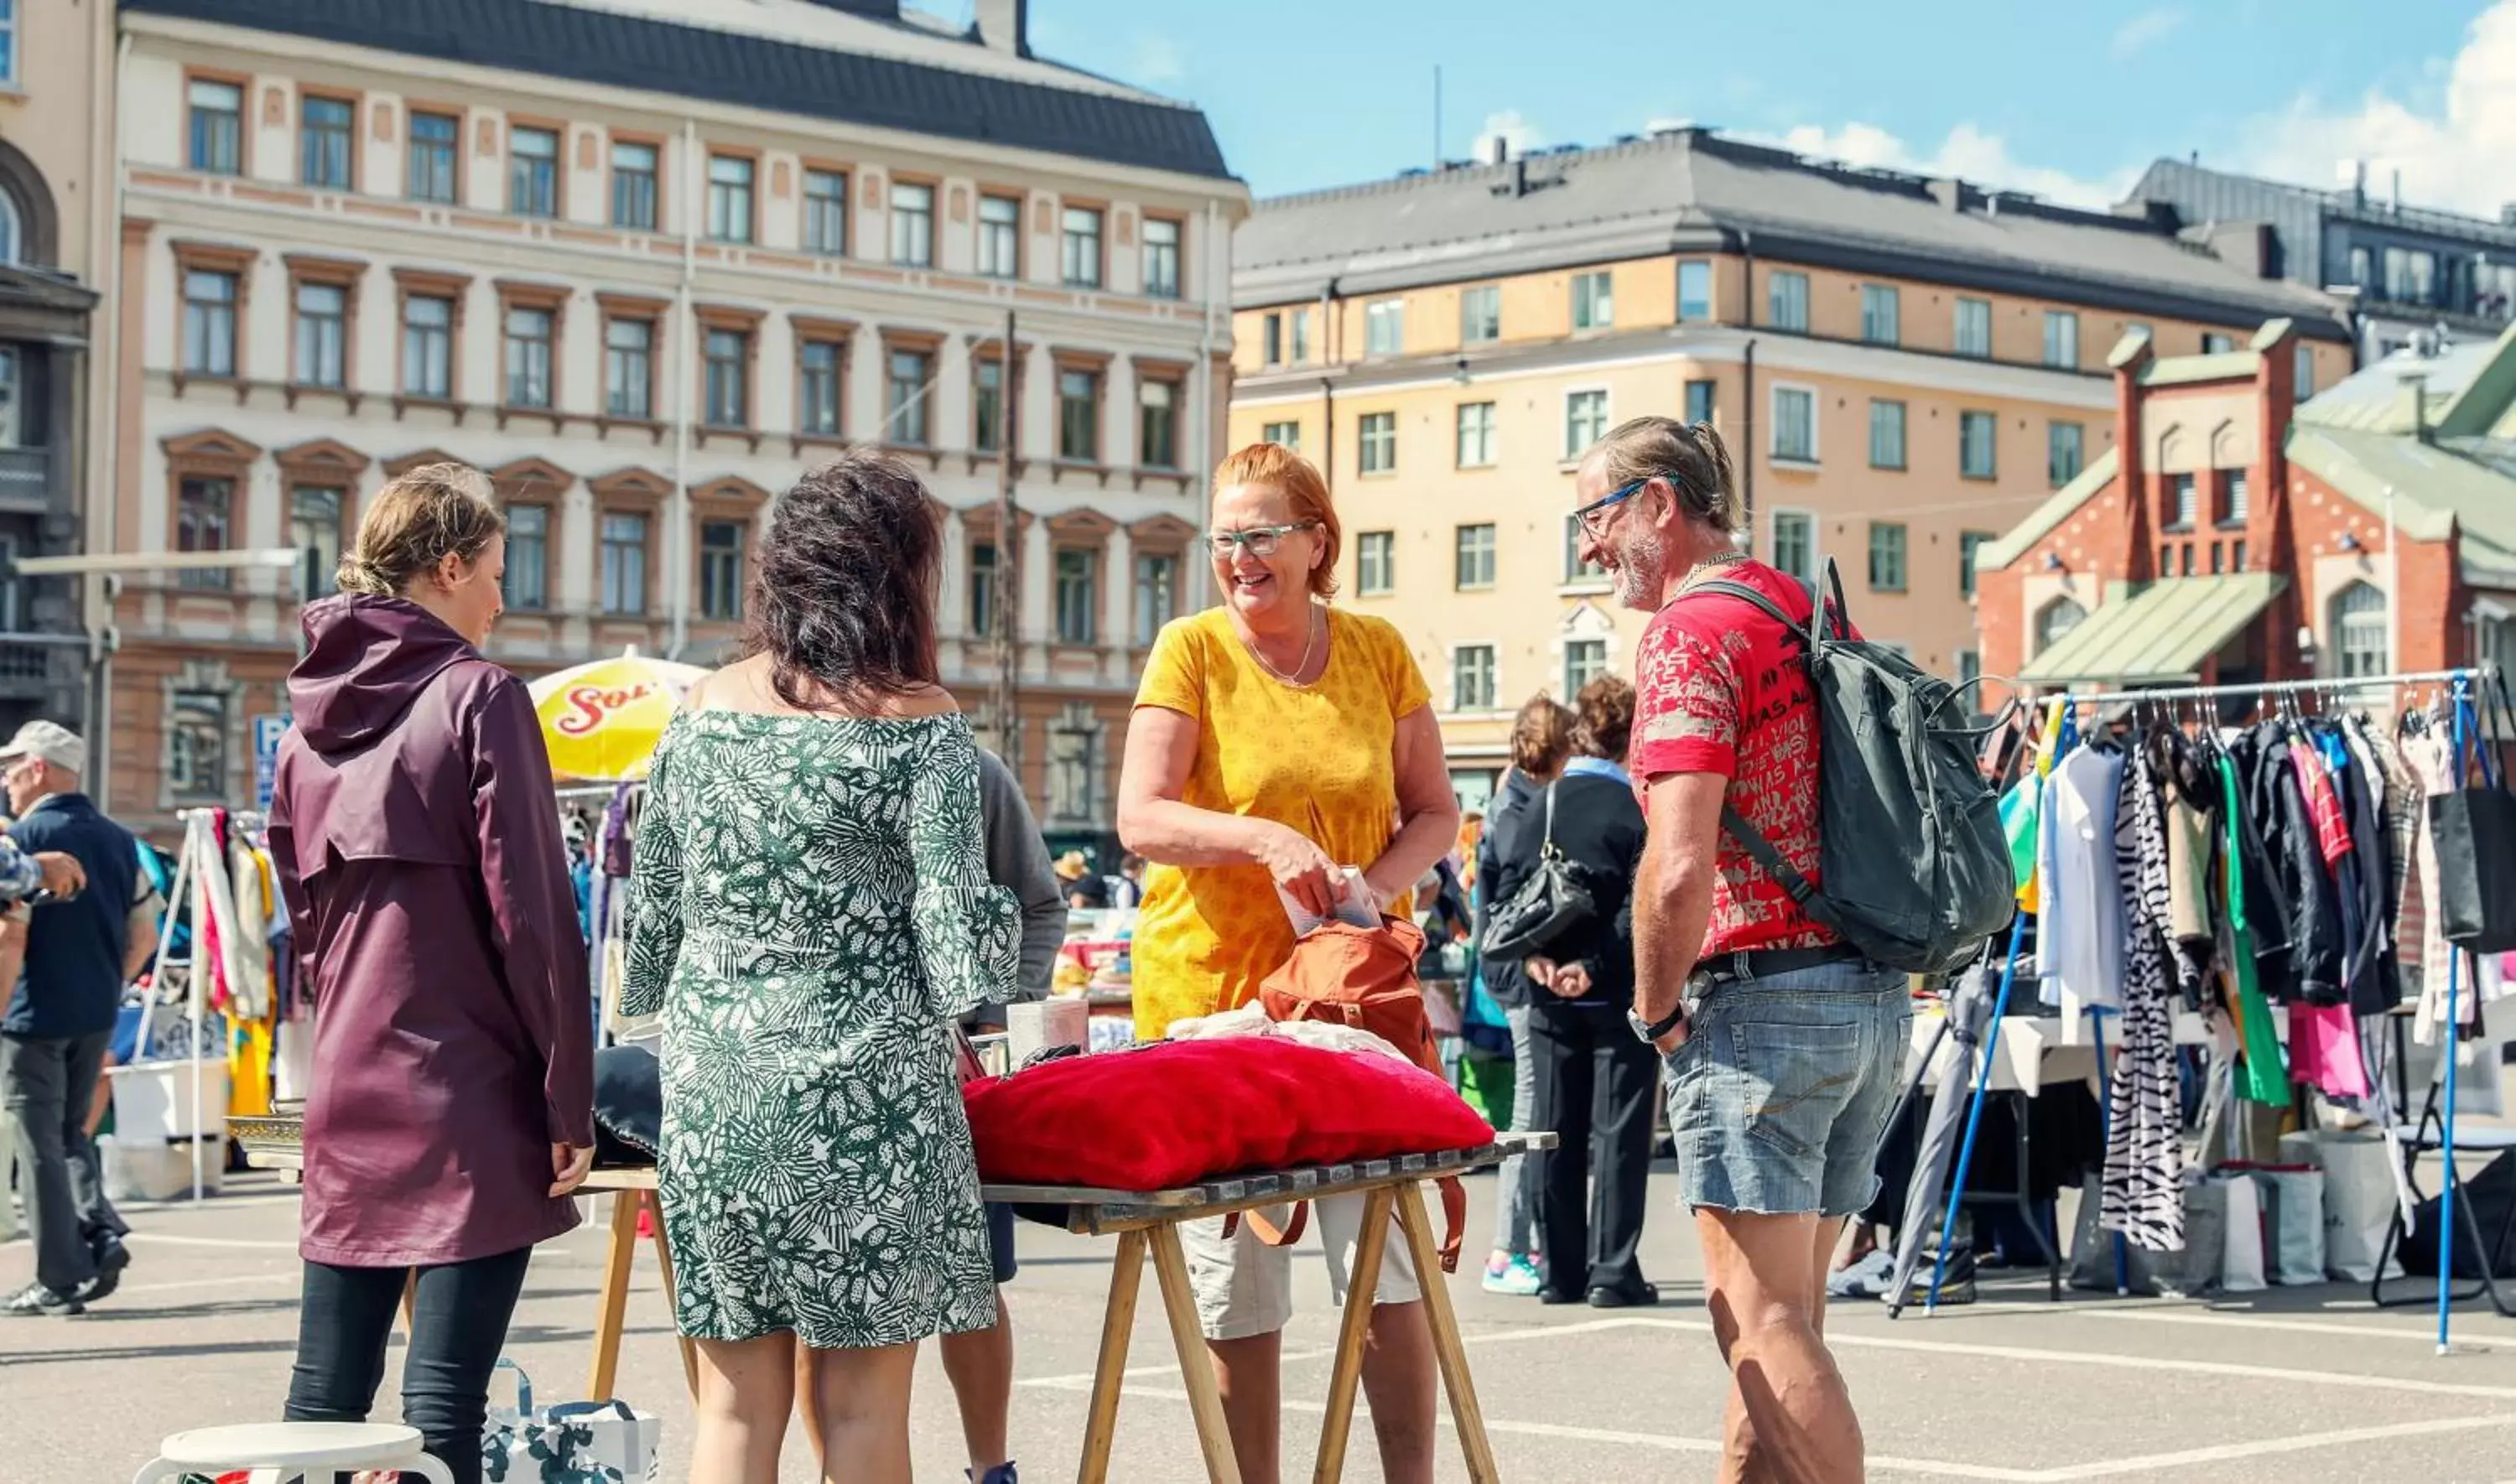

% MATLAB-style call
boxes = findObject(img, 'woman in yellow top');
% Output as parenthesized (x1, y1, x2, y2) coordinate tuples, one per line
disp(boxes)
(1117, 441, 1460, 1484)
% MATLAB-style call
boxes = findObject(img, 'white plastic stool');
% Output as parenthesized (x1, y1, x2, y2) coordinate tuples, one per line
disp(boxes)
(129, 1422, 455, 1483)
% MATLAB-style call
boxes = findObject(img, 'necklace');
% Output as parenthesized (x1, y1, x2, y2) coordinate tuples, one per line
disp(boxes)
(1677, 550, 1752, 594)
(1243, 604, 1321, 686)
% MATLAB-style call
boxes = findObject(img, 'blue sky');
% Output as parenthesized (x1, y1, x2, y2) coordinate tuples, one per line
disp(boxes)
(933, 2, 2516, 216)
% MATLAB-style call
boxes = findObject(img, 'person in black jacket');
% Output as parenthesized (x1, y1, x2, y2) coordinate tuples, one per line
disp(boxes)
(1489, 677, 1658, 1307)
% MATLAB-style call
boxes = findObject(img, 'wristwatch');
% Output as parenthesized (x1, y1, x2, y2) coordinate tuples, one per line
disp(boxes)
(1628, 1002, 1687, 1046)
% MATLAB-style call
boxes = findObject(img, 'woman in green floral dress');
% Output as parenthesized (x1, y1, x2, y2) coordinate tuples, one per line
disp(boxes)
(622, 452, 1017, 1484)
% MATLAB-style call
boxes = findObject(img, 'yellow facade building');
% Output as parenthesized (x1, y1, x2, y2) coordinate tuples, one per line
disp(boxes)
(1226, 129, 2353, 808)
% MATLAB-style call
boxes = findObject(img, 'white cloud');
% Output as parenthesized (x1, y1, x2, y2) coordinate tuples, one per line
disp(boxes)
(2230, 0, 2516, 219)
(1765, 122, 2136, 210)
(2110, 8, 2186, 61)
(1131, 34, 1186, 87)
(1470, 110, 1544, 164)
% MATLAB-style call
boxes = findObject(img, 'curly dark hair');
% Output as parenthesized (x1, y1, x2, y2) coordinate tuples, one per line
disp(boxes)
(1572, 675, 1635, 762)
(742, 451, 942, 709)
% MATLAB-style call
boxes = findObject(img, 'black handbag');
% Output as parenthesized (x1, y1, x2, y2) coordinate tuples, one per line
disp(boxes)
(2430, 677, 2516, 952)
(1479, 783, 1598, 960)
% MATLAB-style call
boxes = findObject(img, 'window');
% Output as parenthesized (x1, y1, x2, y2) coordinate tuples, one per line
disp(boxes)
(2224, 470, 2250, 525)
(1357, 531, 1396, 595)
(1061, 205, 1103, 288)
(976, 194, 1018, 278)
(891, 182, 934, 267)
(1452, 646, 1496, 712)
(1456, 402, 1496, 468)
(1133, 553, 1178, 646)
(600, 512, 649, 615)
(1956, 650, 1981, 697)
(402, 295, 451, 398)
(2210, 541, 2226, 574)
(1685, 379, 1716, 427)
(2349, 246, 2375, 292)
(972, 356, 1015, 453)
(1291, 309, 1313, 362)
(886, 349, 932, 445)
(798, 340, 843, 437)
(1261, 314, 1283, 367)
(293, 283, 346, 389)
(605, 317, 652, 419)
(1869, 400, 1906, 470)
(300, 96, 354, 190)
(706, 155, 754, 243)
(1677, 260, 1713, 321)
(2043, 310, 2079, 370)
(1768, 270, 1809, 332)
(189, 79, 243, 174)
(2333, 583, 2388, 678)
(2167, 473, 2197, 529)
(1054, 549, 1097, 645)
(508, 126, 559, 217)
(1773, 387, 1815, 462)
(290, 486, 343, 599)
(1562, 514, 1605, 583)
(1868, 521, 1907, 592)
(699, 521, 745, 621)
(183, 271, 238, 377)
(1959, 531, 1990, 599)
(2383, 246, 2435, 305)
(1142, 216, 1182, 298)
(704, 329, 747, 428)
(1860, 285, 1900, 345)
(408, 112, 459, 203)
(1958, 410, 1996, 480)
(804, 169, 849, 256)
(503, 505, 548, 609)
(1954, 298, 1991, 358)
(2294, 342, 2315, 401)
(1564, 639, 1607, 698)
(1565, 389, 1608, 459)
(1572, 271, 1614, 331)
(1771, 511, 1815, 587)
(611, 140, 658, 230)
(176, 477, 232, 590)
(968, 542, 998, 637)
(0, 348, 17, 444)
(503, 306, 554, 408)
(169, 691, 229, 800)
(1359, 411, 1396, 475)
(2048, 421, 2084, 487)
(2202, 332, 2234, 354)
(1460, 284, 1500, 345)
(2034, 597, 2086, 656)
(1365, 299, 1405, 356)
(0, 0, 13, 88)
(1140, 380, 1179, 468)
(1454, 524, 1496, 590)
(1058, 368, 1100, 461)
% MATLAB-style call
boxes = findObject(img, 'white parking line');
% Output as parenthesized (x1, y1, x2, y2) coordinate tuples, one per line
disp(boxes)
(1967, 1298, 2507, 1350)
(2031, 1414, 2516, 1480)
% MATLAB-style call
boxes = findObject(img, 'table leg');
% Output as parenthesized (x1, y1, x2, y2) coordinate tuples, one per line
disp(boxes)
(645, 1191, 700, 1398)
(589, 1190, 641, 1401)
(1077, 1229, 1149, 1484)
(1147, 1222, 1242, 1484)
(1312, 1187, 1393, 1484)
(1394, 1181, 1497, 1484)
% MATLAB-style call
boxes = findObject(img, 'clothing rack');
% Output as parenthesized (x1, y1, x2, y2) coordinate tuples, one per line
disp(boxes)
(1937, 666, 2500, 1352)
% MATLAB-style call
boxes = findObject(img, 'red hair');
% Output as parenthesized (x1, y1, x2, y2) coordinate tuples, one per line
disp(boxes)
(1214, 441, 1342, 599)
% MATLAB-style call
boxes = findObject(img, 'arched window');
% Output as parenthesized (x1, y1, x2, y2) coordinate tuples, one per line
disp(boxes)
(2331, 582, 2388, 678)
(0, 189, 19, 266)
(2034, 596, 2087, 657)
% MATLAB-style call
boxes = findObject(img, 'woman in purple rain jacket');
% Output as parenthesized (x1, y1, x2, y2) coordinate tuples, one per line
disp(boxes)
(266, 462, 594, 1484)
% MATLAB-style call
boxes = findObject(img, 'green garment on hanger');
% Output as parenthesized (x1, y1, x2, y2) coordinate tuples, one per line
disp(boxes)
(2218, 752, 2289, 1103)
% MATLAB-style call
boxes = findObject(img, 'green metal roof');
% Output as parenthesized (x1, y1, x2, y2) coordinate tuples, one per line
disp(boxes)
(1974, 447, 2118, 573)
(2138, 350, 2262, 387)
(2018, 572, 2286, 685)
(2286, 426, 2516, 547)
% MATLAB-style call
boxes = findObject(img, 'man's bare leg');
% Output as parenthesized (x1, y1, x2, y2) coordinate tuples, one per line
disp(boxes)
(1699, 1208, 1860, 1484)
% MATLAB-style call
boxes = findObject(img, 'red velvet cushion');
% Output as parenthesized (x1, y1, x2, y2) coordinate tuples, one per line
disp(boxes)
(963, 1038, 1495, 1191)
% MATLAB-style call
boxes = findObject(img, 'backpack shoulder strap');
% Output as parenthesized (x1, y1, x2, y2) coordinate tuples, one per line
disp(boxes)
(1720, 804, 1846, 937)
(1690, 578, 1814, 649)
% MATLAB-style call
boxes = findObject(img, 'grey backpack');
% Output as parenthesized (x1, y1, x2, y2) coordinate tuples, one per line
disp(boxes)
(1692, 558, 2014, 974)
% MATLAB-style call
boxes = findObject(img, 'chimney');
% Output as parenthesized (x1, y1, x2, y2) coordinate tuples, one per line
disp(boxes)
(973, 0, 1028, 55)
(1488, 134, 1510, 167)
(2502, 202, 2516, 227)
(1927, 178, 1962, 211)
(2398, 369, 2431, 443)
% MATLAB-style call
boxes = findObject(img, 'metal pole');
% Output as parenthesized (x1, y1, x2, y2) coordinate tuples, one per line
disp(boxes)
(990, 309, 1021, 781)
(2054, 665, 2490, 708)
(2439, 675, 2471, 1355)
(1928, 907, 2030, 1312)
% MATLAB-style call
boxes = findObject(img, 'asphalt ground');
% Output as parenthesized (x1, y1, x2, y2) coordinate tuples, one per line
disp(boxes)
(9, 1161, 2516, 1482)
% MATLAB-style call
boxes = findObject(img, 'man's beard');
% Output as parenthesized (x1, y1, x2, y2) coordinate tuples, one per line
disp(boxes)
(1611, 526, 1666, 610)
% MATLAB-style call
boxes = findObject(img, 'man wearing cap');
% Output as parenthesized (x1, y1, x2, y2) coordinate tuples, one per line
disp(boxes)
(0, 720, 150, 1316)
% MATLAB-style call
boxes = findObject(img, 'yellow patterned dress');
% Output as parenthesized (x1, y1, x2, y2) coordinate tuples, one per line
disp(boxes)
(1129, 604, 1431, 1038)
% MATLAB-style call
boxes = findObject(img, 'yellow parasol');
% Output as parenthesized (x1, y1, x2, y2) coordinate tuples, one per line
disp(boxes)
(528, 649, 711, 782)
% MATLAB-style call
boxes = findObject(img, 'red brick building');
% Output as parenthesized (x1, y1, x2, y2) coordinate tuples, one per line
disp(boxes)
(1976, 319, 2516, 702)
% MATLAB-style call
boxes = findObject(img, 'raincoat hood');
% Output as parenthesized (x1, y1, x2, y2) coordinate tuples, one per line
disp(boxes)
(289, 594, 481, 755)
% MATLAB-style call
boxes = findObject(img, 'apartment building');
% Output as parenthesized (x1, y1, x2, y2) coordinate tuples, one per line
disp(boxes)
(106, 0, 1245, 835)
(2131, 158, 2516, 363)
(1228, 129, 2352, 807)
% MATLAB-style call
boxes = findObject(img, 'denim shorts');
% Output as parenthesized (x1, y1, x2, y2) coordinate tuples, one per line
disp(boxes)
(1663, 962, 1911, 1218)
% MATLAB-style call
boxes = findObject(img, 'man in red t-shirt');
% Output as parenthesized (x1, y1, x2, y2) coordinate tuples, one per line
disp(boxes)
(1576, 414, 1907, 1484)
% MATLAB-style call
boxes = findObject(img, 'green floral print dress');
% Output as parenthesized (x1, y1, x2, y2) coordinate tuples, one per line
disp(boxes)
(621, 708, 1017, 1348)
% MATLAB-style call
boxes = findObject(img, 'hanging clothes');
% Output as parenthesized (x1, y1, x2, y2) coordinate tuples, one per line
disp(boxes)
(2101, 736, 2185, 1252)
(2215, 748, 2289, 1104)
(2334, 721, 2404, 1014)
(2037, 740, 2126, 1020)
(2158, 731, 2217, 1010)
(2245, 723, 2345, 1005)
